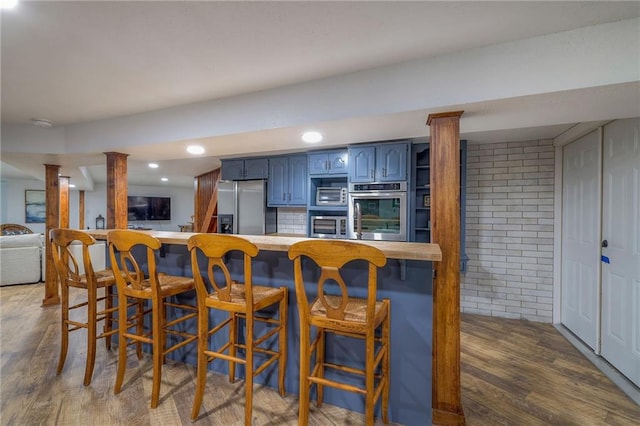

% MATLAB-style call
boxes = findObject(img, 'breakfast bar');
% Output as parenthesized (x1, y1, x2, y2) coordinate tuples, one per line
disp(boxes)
(89, 230, 441, 426)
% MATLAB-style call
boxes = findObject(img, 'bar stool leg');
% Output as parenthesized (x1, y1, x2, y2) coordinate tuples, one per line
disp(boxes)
(56, 282, 70, 376)
(228, 312, 237, 383)
(104, 285, 113, 350)
(84, 285, 98, 386)
(151, 297, 163, 408)
(278, 288, 288, 396)
(316, 328, 326, 407)
(244, 313, 254, 426)
(114, 294, 129, 395)
(298, 322, 311, 426)
(365, 329, 375, 426)
(191, 305, 208, 421)
(382, 301, 391, 424)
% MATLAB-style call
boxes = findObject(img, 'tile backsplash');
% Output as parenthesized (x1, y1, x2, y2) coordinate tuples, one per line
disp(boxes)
(276, 207, 307, 235)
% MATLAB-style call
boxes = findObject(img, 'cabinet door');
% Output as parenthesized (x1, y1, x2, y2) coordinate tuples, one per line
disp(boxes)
(268, 157, 288, 206)
(221, 159, 245, 180)
(349, 146, 375, 182)
(328, 150, 348, 174)
(288, 155, 308, 205)
(377, 143, 407, 181)
(244, 158, 269, 179)
(308, 153, 329, 175)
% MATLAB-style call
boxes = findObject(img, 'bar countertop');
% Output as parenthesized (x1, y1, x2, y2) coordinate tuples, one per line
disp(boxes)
(87, 229, 441, 262)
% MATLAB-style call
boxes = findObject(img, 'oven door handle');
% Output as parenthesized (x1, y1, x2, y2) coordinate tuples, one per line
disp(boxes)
(354, 201, 362, 240)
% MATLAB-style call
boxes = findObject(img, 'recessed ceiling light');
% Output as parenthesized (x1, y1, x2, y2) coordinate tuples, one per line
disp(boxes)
(31, 118, 53, 128)
(161, 177, 169, 182)
(186, 145, 205, 155)
(0, 0, 19, 10)
(148, 163, 159, 168)
(302, 131, 323, 143)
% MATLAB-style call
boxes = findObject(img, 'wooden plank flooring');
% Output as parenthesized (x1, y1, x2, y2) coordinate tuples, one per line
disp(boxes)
(0, 283, 392, 425)
(461, 313, 640, 425)
(1, 284, 638, 425)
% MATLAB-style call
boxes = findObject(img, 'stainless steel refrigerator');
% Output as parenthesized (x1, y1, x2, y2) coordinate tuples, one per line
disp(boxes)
(217, 180, 277, 235)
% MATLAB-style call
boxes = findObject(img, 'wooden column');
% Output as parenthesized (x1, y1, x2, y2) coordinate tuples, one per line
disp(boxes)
(104, 152, 129, 229)
(59, 176, 70, 228)
(428, 111, 465, 425)
(43, 164, 61, 306)
(79, 190, 85, 229)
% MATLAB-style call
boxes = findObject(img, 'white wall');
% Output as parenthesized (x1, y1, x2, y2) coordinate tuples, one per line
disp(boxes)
(0, 179, 194, 232)
(462, 139, 555, 322)
(0, 178, 47, 233)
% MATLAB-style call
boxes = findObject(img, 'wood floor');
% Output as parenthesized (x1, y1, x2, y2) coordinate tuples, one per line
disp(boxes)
(461, 314, 640, 425)
(1, 283, 638, 425)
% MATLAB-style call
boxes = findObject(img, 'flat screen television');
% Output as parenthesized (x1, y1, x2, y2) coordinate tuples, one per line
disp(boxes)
(127, 196, 171, 221)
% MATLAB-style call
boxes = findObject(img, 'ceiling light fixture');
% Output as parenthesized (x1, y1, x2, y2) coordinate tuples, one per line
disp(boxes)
(31, 118, 53, 128)
(186, 145, 205, 155)
(302, 131, 323, 143)
(0, 0, 19, 10)
(161, 177, 169, 182)
(69, 184, 76, 188)
(148, 163, 159, 168)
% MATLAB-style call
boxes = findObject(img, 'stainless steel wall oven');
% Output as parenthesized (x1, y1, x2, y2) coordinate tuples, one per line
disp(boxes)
(347, 181, 407, 241)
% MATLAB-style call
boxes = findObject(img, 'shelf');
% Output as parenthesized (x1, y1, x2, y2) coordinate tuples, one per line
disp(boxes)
(308, 205, 347, 212)
(415, 227, 431, 231)
(416, 207, 430, 211)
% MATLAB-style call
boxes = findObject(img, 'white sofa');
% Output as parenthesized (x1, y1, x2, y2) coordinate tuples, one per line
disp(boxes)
(0, 225, 107, 286)
(0, 233, 43, 286)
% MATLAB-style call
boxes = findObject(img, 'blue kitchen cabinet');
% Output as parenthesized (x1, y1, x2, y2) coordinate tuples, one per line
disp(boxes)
(268, 154, 307, 206)
(308, 149, 348, 175)
(221, 157, 268, 180)
(348, 142, 408, 182)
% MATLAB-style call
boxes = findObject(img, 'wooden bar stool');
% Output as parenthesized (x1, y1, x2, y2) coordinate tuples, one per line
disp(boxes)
(188, 233, 288, 424)
(288, 240, 390, 426)
(107, 230, 198, 408)
(50, 228, 117, 386)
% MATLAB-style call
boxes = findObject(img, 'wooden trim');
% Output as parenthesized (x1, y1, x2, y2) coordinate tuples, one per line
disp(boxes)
(59, 176, 70, 228)
(428, 111, 465, 425)
(195, 168, 221, 232)
(43, 164, 61, 306)
(79, 190, 85, 230)
(104, 152, 129, 229)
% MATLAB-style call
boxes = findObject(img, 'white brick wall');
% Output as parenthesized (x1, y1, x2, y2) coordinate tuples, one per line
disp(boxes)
(462, 139, 555, 322)
(276, 207, 307, 235)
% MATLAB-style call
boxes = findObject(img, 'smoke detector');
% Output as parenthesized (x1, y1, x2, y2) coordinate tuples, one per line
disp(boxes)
(31, 118, 53, 128)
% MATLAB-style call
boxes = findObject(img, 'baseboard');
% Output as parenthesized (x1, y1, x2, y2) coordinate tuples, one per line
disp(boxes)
(554, 323, 640, 407)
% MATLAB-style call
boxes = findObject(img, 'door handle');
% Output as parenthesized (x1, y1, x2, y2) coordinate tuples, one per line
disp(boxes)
(601, 240, 608, 248)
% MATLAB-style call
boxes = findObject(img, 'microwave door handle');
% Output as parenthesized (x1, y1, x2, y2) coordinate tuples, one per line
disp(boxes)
(355, 201, 362, 240)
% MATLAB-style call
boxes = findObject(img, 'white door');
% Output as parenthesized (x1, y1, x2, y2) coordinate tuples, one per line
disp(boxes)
(601, 117, 640, 387)
(561, 131, 601, 350)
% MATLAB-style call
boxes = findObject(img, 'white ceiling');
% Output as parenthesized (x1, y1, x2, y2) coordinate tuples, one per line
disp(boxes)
(1, 1, 639, 189)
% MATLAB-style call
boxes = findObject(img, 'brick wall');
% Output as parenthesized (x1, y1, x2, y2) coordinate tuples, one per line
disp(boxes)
(462, 139, 555, 322)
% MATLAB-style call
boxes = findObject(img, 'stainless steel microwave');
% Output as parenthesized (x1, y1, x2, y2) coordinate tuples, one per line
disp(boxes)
(316, 187, 347, 205)
(310, 216, 348, 239)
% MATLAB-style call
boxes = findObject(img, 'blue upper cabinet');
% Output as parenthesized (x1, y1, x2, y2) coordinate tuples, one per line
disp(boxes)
(268, 156, 288, 205)
(348, 146, 376, 182)
(221, 158, 268, 180)
(308, 149, 348, 175)
(348, 142, 408, 182)
(377, 143, 408, 181)
(268, 154, 307, 206)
